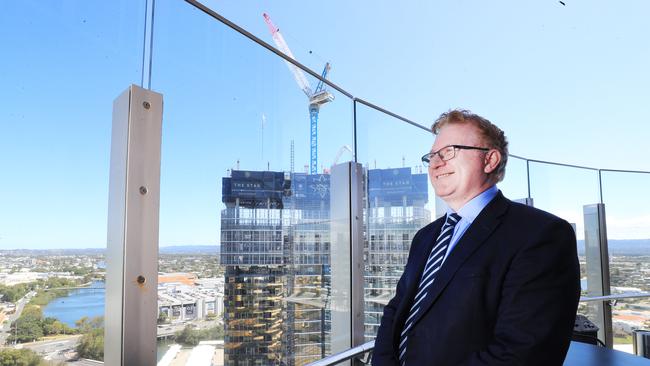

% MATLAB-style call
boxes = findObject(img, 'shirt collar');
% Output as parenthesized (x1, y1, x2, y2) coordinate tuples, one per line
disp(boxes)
(446, 185, 498, 223)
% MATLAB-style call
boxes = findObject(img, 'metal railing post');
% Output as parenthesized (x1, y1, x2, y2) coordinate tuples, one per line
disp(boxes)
(583, 203, 613, 348)
(106, 85, 163, 365)
(526, 159, 531, 200)
(330, 162, 365, 365)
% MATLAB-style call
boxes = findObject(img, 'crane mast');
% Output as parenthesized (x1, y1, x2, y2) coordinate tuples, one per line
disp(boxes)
(263, 12, 334, 175)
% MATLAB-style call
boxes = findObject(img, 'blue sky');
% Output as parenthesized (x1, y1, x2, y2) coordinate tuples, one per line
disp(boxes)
(1, 0, 649, 249)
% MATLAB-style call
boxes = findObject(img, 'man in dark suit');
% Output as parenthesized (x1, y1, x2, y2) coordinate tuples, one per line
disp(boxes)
(373, 110, 580, 366)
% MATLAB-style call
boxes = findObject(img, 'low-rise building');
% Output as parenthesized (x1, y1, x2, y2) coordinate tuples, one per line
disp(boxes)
(157, 275, 224, 322)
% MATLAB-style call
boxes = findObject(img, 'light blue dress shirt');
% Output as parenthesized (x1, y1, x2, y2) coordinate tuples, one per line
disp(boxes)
(441, 185, 498, 264)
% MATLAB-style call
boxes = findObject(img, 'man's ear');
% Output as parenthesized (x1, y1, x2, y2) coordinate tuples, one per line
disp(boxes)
(484, 150, 501, 174)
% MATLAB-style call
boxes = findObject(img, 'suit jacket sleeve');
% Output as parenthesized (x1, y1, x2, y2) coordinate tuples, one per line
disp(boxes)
(372, 228, 427, 366)
(459, 218, 581, 366)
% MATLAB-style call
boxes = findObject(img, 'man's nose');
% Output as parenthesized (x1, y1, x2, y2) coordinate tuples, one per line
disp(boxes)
(429, 154, 445, 169)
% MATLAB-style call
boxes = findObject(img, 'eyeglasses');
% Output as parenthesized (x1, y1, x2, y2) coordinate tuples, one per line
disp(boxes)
(421, 145, 490, 167)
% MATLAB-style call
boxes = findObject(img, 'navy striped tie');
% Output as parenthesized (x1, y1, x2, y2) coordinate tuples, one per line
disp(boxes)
(398, 213, 461, 365)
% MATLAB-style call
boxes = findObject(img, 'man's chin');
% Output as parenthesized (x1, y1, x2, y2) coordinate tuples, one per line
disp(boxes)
(432, 187, 451, 198)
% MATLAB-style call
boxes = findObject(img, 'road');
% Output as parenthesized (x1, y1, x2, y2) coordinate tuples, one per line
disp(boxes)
(0, 291, 35, 345)
(17, 335, 82, 362)
(1, 302, 222, 361)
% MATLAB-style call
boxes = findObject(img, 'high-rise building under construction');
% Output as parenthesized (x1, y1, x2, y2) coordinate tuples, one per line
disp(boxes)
(221, 170, 331, 365)
(220, 167, 429, 365)
(221, 171, 289, 365)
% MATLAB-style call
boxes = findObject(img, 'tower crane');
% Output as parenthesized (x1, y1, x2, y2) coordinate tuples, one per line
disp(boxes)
(332, 145, 354, 166)
(263, 13, 334, 175)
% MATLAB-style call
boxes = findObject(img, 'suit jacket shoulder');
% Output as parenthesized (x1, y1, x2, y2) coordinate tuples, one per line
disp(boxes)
(503, 197, 576, 241)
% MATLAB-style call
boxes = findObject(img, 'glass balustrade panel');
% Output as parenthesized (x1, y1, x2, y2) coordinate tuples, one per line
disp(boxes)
(499, 156, 530, 203)
(601, 171, 650, 352)
(355, 103, 434, 342)
(528, 162, 601, 340)
(152, 2, 354, 364)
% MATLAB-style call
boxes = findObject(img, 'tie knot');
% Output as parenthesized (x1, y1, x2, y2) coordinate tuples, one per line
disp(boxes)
(446, 213, 461, 227)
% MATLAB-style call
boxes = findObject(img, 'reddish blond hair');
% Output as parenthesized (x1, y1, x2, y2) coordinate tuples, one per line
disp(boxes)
(432, 109, 508, 183)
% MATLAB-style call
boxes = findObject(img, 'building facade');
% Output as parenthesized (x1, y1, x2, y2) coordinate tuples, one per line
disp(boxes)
(221, 171, 289, 365)
(221, 167, 429, 365)
(363, 167, 430, 341)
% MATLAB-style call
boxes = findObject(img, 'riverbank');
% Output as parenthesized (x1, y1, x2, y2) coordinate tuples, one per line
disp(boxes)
(2, 280, 102, 345)
(26, 276, 87, 308)
(43, 281, 104, 328)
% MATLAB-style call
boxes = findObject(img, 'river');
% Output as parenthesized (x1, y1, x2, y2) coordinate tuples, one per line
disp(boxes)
(42, 281, 171, 361)
(43, 280, 105, 327)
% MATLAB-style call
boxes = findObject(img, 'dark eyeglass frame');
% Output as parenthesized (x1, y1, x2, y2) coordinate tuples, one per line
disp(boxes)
(421, 145, 490, 166)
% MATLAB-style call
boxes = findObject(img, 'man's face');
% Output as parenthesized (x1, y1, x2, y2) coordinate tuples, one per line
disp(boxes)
(428, 123, 493, 211)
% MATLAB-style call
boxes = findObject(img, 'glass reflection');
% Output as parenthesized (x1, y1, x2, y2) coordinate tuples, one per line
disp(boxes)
(153, 1, 353, 363)
(364, 167, 431, 340)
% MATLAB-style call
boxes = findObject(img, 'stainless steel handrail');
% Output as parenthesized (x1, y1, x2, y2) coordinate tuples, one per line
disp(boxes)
(184, 0, 353, 99)
(354, 98, 429, 132)
(306, 341, 375, 366)
(580, 292, 650, 302)
(303, 291, 650, 366)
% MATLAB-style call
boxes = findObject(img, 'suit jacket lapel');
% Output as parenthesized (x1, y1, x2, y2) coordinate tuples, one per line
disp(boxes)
(392, 218, 445, 340)
(406, 192, 510, 330)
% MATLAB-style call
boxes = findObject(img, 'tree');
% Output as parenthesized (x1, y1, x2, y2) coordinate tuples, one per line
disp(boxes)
(76, 316, 103, 334)
(0, 283, 34, 303)
(42, 318, 71, 336)
(76, 328, 104, 361)
(21, 305, 43, 320)
(175, 325, 200, 346)
(75, 317, 90, 333)
(42, 318, 56, 336)
(76, 316, 104, 361)
(8, 305, 45, 343)
(0, 349, 46, 366)
(8, 317, 43, 343)
(174, 324, 224, 346)
(157, 311, 169, 325)
(204, 324, 224, 340)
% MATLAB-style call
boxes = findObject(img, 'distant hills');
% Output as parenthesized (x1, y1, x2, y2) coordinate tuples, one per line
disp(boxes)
(0, 248, 106, 256)
(0, 245, 220, 256)
(160, 245, 219, 255)
(577, 239, 650, 256)
(3, 240, 650, 256)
